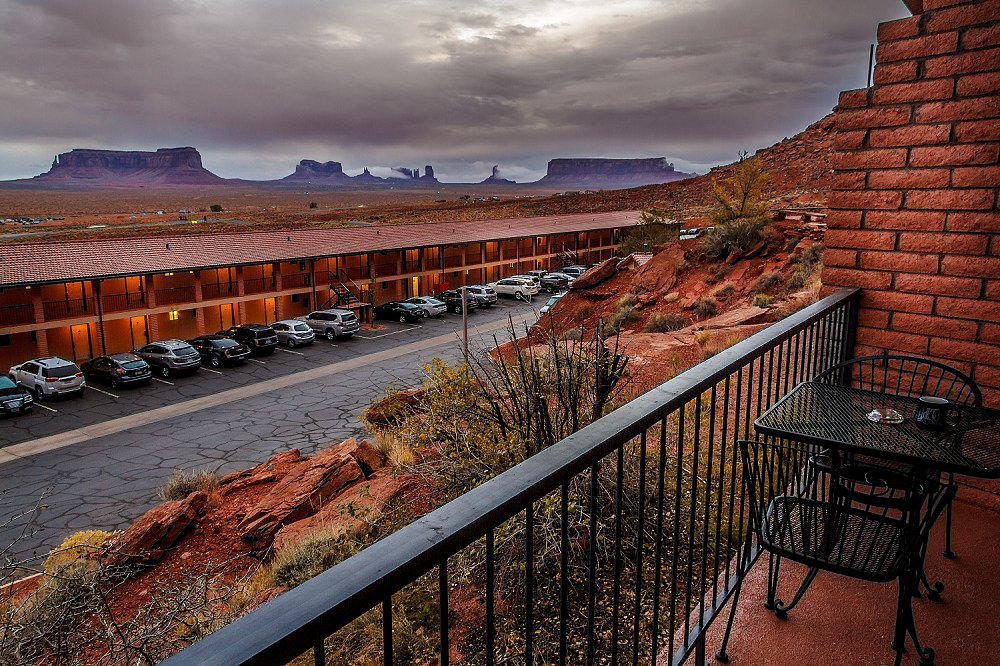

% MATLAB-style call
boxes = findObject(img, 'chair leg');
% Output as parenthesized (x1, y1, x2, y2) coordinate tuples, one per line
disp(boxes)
(764, 553, 781, 611)
(773, 567, 819, 620)
(891, 578, 908, 661)
(715, 544, 754, 663)
(942, 499, 956, 559)
(893, 574, 936, 665)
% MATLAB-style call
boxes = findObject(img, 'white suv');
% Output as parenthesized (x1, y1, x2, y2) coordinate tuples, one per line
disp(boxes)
(490, 277, 540, 301)
(9, 356, 86, 401)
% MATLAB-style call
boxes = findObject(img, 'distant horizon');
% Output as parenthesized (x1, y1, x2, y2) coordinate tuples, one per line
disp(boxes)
(0, 1, 909, 181)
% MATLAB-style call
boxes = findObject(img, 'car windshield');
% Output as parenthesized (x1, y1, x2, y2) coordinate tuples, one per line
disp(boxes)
(173, 345, 196, 356)
(0, 376, 16, 389)
(45, 365, 78, 378)
(122, 360, 147, 369)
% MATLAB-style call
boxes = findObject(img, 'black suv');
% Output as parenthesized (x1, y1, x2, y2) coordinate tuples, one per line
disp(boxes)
(539, 273, 570, 293)
(437, 289, 480, 314)
(189, 335, 252, 368)
(81, 353, 152, 388)
(218, 324, 279, 355)
(373, 301, 423, 323)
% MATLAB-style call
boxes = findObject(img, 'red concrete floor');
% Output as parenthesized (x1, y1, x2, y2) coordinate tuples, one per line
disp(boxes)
(704, 478, 1000, 665)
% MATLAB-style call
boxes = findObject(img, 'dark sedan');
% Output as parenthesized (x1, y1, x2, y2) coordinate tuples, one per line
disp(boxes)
(0, 375, 33, 415)
(80, 353, 152, 389)
(373, 301, 424, 323)
(539, 273, 570, 293)
(437, 289, 480, 314)
(218, 324, 279, 356)
(189, 335, 252, 368)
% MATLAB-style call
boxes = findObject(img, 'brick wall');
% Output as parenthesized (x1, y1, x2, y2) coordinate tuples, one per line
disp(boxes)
(824, 0, 1000, 405)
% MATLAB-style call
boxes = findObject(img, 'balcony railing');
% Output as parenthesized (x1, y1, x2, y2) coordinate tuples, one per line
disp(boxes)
(102, 292, 146, 313)
(202, 282, 236, 300)
(243, 276, 276, 294)
(42, 298, 94, 319)
(163, 288, 861, 666)
(281, 273, 311, 289)
(0, 303, 34, 325)
(155, 286, 196, 305)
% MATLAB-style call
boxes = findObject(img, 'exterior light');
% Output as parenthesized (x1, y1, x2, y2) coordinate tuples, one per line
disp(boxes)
(168, 310, 179, 321)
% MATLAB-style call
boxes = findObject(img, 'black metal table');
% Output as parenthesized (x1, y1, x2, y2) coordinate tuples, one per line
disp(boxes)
(754, 382, 1000, 479)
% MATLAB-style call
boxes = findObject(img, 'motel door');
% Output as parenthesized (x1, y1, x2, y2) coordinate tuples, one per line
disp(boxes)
(220, 303, 236, 329)
(70, 324, 93, 362)
(411, 276, 420, 298)
(264, 297, 276, 324)
(130, 316, 148, 349)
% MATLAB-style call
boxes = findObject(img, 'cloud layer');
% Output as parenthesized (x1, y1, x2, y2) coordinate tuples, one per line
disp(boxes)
(0, 0, 908, 181)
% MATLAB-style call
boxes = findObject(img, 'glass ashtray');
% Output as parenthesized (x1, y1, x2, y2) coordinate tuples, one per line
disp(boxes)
(868, 408, 904, 424)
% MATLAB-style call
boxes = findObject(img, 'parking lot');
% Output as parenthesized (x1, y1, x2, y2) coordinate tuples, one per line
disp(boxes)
(0, 299, 537, 563)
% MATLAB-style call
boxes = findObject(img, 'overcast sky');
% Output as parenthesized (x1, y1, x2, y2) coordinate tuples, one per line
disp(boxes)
(0, 0, 909, 182)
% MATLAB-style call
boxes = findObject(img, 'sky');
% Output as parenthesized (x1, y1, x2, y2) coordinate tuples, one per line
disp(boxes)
(0, 0, 910, 183)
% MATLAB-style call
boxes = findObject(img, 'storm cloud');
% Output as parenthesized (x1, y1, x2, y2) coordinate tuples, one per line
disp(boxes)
(0, 0, 909, 181)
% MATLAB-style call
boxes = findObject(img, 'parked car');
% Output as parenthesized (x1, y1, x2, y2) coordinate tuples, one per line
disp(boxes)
(301, 309, 361, 340)
(189, 335, 251, 368)
(8, 356, 86, 401)
(539, 272, 570, 293)
(219, 324, 279, 355)
(405, 296, 448, 318)
(134, 340, 202, 378)
(81, 353, 152, 388)
(271, 319, 317, 347)
(373, 301, 424, 323)
(0, 375, 33, 415)
(525, 269, 548, 280)
(437, 289, 480, 314)
(465, 285, 498, 307)
(560, 265, 588, 278)
(511, 274, 542, 288)
(489, 277, 540, 301)
(538, 292, 567, 316)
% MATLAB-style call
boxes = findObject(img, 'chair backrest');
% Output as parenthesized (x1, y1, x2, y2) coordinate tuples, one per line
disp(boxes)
(814, 354, 982, 407)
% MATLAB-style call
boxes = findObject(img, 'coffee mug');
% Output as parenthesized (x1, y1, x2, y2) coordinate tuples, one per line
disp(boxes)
(915, 395, 955, 430)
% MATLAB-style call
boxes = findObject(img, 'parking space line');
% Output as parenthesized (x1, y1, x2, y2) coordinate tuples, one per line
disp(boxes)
(33, 403, 58, 413)
(277, 348, 305, 356)
(356, 325, 422, 339)
(199, 367, 224, 375)
(87, 386, 119, 399)
(248, 359, 266, 365)
(151, 377, 174, 386)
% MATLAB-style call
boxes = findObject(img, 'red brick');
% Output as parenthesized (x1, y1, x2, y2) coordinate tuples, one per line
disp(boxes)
(877, 32, 958, 62)
(833, 130, 867, 150)
(910, 143, 1000, 166)
(861, 251, 939, 273)
(878, 15, 922, 41)
(948, 212, 1000, 232)
(941, 254, 1000, 277)
(924, 1, 1000, 33)
(899, 231, 990, 253)
(953, 165, 1000, 186)
(894, 312, 979, 340)
(830, 190, 903, 210)
(862, 290, 935, 314)
(987, 279, 1000, 299)
(859, 309, 891, 329)
(895, 273, 982, 296)
(981, 385, 1000, 407)
(826, 229, 898, 250)
(858, 327, 930, 354)
(916, 97, 1000, 122)
(957, 71, 1000, 96)
(821, 267, 894, 290)
(823, 248, 858, 267)
(975, 365, 1000, 392)
(964, 23, 1000, 49)
(954, 119, 1000, 142)
(874, 61, 920, 85)
(865, 210, 947, 231)
(982, 323, 1000, 344)
(834, 106, 912, 130)
(838, 88, 869, 109)
(872, 79, 954, 104)
(868, 124, 951, 147)
(825, 210, 864, 229)
(868, 168, 951, 189)
(924, 47, 1000, 77)
(832, 148, 908, 170)
(924, 0, 977, 8)
(930, 338, 999, 364)
(831, 171, 867, 191)
(905, 188, 995, 210)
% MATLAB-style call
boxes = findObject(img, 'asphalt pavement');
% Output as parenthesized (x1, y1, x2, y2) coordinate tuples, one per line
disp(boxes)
(0, 299, 539, 565)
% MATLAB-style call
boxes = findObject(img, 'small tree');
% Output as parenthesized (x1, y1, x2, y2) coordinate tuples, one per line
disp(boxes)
(209, 204, 223, 213)
(309, 201, 318, 209)
(617, 208, 682, 256)
(703, 154, 772, 259)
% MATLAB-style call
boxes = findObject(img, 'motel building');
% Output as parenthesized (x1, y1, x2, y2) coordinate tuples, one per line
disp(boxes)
(0, 211, 633, 369)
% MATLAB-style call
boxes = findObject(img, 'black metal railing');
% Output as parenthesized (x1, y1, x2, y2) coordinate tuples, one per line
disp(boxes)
(42, 297, 93, 319)
(0, 303, 34, 325)
(202, 282, 236, 300)
(164, 288, 861, 666)
(102, 292, 146, 312)
(154, 286, 196, 305)
(243, 276, 276, 294)
(281, 273, 312, 289)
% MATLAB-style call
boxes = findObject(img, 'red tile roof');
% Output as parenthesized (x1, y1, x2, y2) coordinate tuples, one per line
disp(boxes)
(0, 211, 637, 287)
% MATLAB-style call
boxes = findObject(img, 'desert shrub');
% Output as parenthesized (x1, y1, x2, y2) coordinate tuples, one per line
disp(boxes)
(695, 297, 718, 317)
(751, 270, 784, 294)
(694, 330, 712, 347)
(268, 530, 358, 589)
(784, 236, 801, 251)
(752, 294, 774, 307)
(801, 242, 825, 266)
(702, 333, 744, 359)
(704, 264, 730, 285)
(643, 313, 689, 333)
(606, 305, 639, 336)
(616, 293, 639, 309)
(713, 283, 735, 299)
(159, 469, 220, 501)
(563, 327, 584, 341)
(785, 272, 807, 292)
(209, 204, 223, 213)
(43, 530, 113, 575)
(676, 259, 690, 271)
(309, 201, 318, 209)
(702, 217, 770, 259)
(617, 208, 682, 256)
(575, 303, 594, 321)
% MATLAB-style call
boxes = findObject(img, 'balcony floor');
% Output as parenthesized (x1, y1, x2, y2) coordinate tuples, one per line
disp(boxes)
(708, 478, 1000, 665)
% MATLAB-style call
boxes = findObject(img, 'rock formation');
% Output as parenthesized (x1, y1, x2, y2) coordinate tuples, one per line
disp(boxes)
(22, 147, 226, 187)
(533, 157, 694, 189)
(480, 164, 517, 185)
(280, 159, 352, 183)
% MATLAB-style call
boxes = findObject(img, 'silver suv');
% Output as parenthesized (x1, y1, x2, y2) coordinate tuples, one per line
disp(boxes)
(465, 285, 498, 307)
(271, 320, 316, 347)
(301, 309, 361, 340)
(9, 356, 86, 401)
(134, 339, 202, 378)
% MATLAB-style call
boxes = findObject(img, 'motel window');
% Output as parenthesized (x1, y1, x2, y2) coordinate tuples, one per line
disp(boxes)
(168, 311, 179, 321)
(0, 335, 10, 347)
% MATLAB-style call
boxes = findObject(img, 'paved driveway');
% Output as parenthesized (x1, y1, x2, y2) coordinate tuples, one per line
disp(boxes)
(0, 301, 538, 565)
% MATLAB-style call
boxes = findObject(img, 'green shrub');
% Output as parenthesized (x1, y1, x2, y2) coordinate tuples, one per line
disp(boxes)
(309, 201, 318, 209)
(643, 313, 689, 333)
(751, 271, 784, 294)
(702, 218, 770, 260)
(575, 303, 594, 321)
(704, 264, 730, 285)
(713, 283, 735, 299)
(159, 469, 219, 501)
(801, 242, 825, 266)
(695, 297, 718, 317)
(269, 530, 357, 589)
(606, 305, 639, 335)
(616, 293, 639, 309)
(784, 236, 801, 251)
(752, 294, 773, 307)
(209, 204, 223, 213)
(785, 272, 807, 292)
(44, 530, 113, 575)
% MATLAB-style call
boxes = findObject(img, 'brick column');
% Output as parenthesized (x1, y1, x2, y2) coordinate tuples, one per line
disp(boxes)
(273, 264, 285, 320)
(193, 271, 206, 334)
(236, 266, 246, 323)
(30, 290, 49, 356)
(823, 0, 1000, 404)
(143, 275, 159, 341)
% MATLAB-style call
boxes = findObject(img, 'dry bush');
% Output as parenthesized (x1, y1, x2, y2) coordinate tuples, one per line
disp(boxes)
(702, 218, 770, 260)
(713, 283, 735, 299)
(751, 270, 784, 294)
(606, 305, 639, 335)
(43, 530, 113, 575)
(574, 303, 593, 321)
(704, 264, 730, 285)
(616, 293, 639, 309)
(695, 330, 712, 347)
(643, 313, 689, 333)
(695, 296, 718, 317)
(752, 294, 774, 308)
(563, 327, 584, 341)
(159, 469, 220, 501)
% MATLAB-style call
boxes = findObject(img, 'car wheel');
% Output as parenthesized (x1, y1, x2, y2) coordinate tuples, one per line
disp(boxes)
(515, 291, 524, 301)
(325, 329, 337, 341)
(160, 366, 171, 379)
(210, 355, 222, 368)
(34, 387, 44, 402)
(287, 338, 297, 348)
(422, 310, 429, 318)
(399, 314, 408, 323)
(110, 378, 120, 390)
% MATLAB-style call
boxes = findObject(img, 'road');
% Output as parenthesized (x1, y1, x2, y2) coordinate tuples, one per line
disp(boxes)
(0, 300, 538, 565)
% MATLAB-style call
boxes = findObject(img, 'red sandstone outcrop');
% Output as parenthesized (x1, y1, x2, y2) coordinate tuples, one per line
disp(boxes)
(220, 449, 303, 495)
(106, 491, 209, 565)
(533, 158, 695, 189)
(25, 148, 226, 187)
